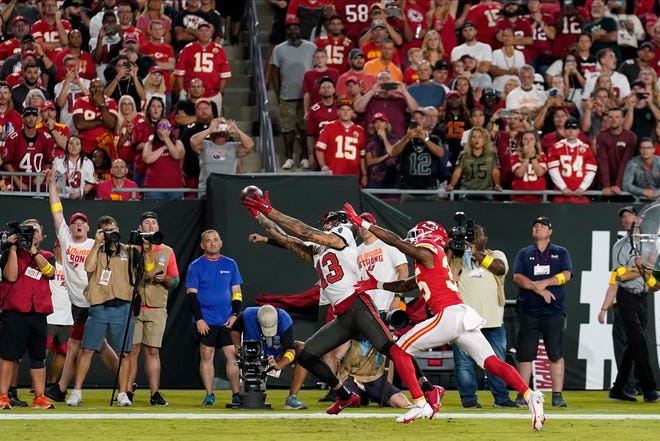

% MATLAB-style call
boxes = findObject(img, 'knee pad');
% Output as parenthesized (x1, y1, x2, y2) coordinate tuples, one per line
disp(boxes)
(30, 358, 46, 369)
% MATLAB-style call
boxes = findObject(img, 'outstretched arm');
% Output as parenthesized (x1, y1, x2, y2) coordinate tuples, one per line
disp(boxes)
(343, 202, 434, 267)
(45, 169, 65, 232)
(256, 214, 314, 263)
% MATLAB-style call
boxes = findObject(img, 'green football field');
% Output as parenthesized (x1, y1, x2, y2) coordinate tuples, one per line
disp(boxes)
(1, 389, 659, 440)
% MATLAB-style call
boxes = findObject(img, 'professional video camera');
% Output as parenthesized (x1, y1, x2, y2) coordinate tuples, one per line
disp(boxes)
(103, 229, 121, 243)
(380, 309, 410, 329)
(128, 230, 164, 245)
(234, 340, 272, 410)
(447, 212, 475, 257)
(0, 221, 35, 250)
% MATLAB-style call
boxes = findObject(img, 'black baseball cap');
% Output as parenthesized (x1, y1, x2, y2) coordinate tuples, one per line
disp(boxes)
(433, 60, 449, 71)
(140, 211, 158, 222)
(532, 216, 552, 228)
(22, 106, 38, 117)
(618, 206, 638, 217)
(564, 117, 579, 129)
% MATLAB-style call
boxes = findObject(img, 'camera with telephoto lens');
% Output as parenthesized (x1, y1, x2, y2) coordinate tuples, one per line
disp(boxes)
(380, 309, 410, 329)
(447, 212, 475, 257)
(0, 221, 35, 250)
(128, 230, 163, 245)
(103, 229, 121, 243)
(238, 340, 268, 393)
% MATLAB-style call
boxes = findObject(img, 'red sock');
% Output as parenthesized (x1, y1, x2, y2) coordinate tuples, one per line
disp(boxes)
(483, 355, 529, 397)
(389, 345, 423, 400)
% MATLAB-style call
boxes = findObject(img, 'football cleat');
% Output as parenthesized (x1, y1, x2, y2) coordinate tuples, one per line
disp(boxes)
(527, 390, 546, 431)
(424, 386, 445, 419)
(396, 401, 434, 424)
(326, 392, 360, 415)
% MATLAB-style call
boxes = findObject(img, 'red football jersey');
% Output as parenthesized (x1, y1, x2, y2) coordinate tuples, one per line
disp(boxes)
(306, 100, 338, 136)
(546, 140, 598, 191)
(302, 68, 340, 107)
(31, 19, 73, 60)
(510, 151, 548, 203)
(71, 95, 119, 155)
(315, 35, 354, 73)
(550, 8, 589, 59)
(174, 42, 231, 96)
(52, 49, 97, 82)
(360, 41, 401, 66)
(413, 240, 462, 315)
(334, 0, 376, 44)
(0, 110, 23, 136)
(466, 3, 501, 47)
(2, 129, 55, 189)
(315, 119, 365, 176)
(521, 13, 554, 61)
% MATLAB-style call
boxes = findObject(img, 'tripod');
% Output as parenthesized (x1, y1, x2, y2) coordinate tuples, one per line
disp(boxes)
(109, 246, 144, 406)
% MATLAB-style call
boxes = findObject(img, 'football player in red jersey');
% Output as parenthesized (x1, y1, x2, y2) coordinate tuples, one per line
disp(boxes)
(343, 205, 547, 431)
(315, 99, 367, 186)
(2, 106, 55, 192)
(242, 194, 441, 423)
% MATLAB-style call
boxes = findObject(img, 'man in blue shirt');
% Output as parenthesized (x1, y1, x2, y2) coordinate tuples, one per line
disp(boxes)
(186, 229, 243, 407)
(231, 304, 306, 409)
(512, 216, 572, 408)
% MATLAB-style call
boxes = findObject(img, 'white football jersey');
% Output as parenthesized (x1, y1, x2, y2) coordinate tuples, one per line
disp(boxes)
(58, 222, 94, 308)
(313, 225, 359, 306)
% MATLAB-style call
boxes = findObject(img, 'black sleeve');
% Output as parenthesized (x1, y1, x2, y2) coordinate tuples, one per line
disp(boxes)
(232, 311, 245, 332)
(188, 293, 203, 321)
(280, 325, 295, 352)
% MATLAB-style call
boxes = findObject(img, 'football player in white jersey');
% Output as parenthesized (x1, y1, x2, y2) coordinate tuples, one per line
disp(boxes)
(242, 190, 442, 423)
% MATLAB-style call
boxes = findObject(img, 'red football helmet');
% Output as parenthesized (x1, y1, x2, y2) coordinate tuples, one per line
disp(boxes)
(406, 221, 449, 248)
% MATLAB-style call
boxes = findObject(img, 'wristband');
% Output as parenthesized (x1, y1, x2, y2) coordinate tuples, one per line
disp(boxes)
(601, 308, 608, 312)
(361, 220, 373, 230)
(30, 249, 40, 258)
(283, 351, 295, 363)
(608, 270, 617, 285)
(481, 255, 494, 269)
(647, 275, 657, 288)
(615, 266, 627, 277)
(376, 281, 384, 290)
(40, 262, 54, 275)
(50, 202, 63, 213)
(232, 292, 243, 302)
(556, 273, 566, 285)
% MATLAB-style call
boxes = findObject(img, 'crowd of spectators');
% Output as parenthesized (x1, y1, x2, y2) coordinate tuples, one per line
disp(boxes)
(5, 0, 660, 202)
(0, 0, 248, 199)
(265, 0, 660, 203)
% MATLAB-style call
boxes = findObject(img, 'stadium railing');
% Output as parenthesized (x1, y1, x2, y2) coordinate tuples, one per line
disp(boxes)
(247, 0, 277, 173)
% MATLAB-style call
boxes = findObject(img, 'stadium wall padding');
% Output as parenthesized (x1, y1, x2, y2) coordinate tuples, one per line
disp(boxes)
(3, 177, 655, 390)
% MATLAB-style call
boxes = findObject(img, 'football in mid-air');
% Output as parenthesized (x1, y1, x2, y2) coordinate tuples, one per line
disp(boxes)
(240, 185, 264, 201)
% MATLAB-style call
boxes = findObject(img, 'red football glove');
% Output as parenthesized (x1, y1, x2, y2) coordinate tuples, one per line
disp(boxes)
(343, 202, 364, 229)
(245, 206, 259, 217)
(354, 271, 379, 293)
(242, 191, 273, 215)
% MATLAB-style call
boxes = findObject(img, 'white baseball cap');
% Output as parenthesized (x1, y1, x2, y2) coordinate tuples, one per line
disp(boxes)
(257, 305, 278, 337)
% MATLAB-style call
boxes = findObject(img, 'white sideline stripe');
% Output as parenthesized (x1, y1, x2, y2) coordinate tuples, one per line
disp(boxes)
(1, 412, 660, 420)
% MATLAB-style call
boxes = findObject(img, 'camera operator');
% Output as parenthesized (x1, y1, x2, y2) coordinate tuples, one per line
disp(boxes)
(446, 222, 516, 409)
(66, 215, 140, 407)
(0, 219, 56, 410)
(231, 304, 306, 409)
(127, 211, 179, 406)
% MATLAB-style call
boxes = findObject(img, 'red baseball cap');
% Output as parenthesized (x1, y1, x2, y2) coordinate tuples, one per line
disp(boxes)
(69, 212, 88, 224)
(12, 16, 28, 26)
(345, 75, 360, 84)
(149, 66, 167, 76)
(371, 112, 388, 123)
(195, 98, 212, 108)
(285, 16, 300, 26)
(41, 100, 56, 111)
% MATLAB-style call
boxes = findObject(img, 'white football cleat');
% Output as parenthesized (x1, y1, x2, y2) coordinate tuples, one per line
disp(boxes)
(396, 401, 433, 424)
(527, 390, 546, 431)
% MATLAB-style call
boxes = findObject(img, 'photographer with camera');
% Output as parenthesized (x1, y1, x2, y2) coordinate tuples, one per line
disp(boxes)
(66, 215, 140, 407)
(446, 218, 516, 409)
(0, 219, 56, 410)
(622, 78, 659, 141)
(231, 304, 307, 409)
(126, 211, 179, 406)
(186, 229, 243, 407)
(190, 116, 255, 195)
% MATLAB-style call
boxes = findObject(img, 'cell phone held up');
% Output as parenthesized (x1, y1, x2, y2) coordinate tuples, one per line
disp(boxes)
(381, 82, 398, 91)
